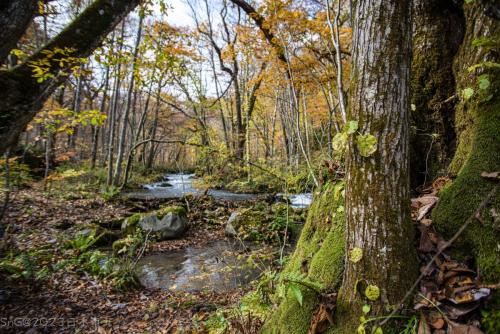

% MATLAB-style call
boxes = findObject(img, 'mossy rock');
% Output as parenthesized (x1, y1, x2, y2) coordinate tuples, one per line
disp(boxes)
(262, 181, 345, 333)
(75, 225, 120, 248)
(121, 213, 142, 236)
(112, 237, 135, 254)
(156, 205, 187, 219)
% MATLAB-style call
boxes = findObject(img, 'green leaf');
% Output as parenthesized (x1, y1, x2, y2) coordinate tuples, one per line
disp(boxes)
(464, 0, 474, 3)
(350, 247, 363, 263)
(346, 120, 359, 134)
(332, 132, 348, 153)
(362, 304, 371, 314)
(365, 285, 380, 301)
(290, 284, 303, 307)
(356, 134, 378, 157)
(461, 87, 474, 100)
(357, 324, 366, 334)
(478, 74, 490, 90)
(373, 327, 383, 334)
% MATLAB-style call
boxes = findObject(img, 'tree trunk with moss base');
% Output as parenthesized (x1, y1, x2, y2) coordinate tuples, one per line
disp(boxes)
(262, 181, 345, 333)
(432, 1, 500, 284)
(263, 1, 416, 333)
(409, 0, 464, 189)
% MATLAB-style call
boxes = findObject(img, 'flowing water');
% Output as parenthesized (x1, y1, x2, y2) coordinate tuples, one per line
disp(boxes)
(129, 173, 311, 291)
(135, 240, 266, 292)
(125, 173, 313, 208)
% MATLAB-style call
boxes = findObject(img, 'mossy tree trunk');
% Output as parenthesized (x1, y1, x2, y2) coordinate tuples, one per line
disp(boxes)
(264, 1, 417, 333)
(432, 0, 500, 283)
(262, 181, 345, 333)
(336, 0, 417, 332)
(410, 0, 464, 189)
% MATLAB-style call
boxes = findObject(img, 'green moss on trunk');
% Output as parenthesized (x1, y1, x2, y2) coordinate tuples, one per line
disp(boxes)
(262, 182, 345, 333)
(433, 93, 500, 282)
(409, 0, 463, 189)
(432, 1, 500, 284)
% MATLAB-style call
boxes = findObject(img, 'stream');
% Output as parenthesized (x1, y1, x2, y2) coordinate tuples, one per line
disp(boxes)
(136, 240, 265, 292)
(125, 173, 313, 209)
(130, 173, 311, 292)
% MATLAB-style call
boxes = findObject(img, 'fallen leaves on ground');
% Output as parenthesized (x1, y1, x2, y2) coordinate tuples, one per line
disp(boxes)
(0, 187, 256, 333)
(412, 188, 495, 334)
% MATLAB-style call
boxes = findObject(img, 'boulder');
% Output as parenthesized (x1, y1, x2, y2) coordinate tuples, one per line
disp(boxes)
(136, 206, 188, 240)
(121, 213, 142, 236)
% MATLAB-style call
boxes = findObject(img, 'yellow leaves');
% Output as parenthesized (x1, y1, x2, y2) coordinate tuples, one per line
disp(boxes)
(349, 247, 363, 263)
(365, 285, 380, 301)
(28, 47, 86, 83)
(33, 107, 106, 136)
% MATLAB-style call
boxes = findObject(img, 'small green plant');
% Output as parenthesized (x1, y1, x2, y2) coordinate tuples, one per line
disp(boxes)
(332, 120, 378, 158)
(67, 230, 103, 252)
(482, 310, 500, 334)
(0, 251, 49, 281)
(100, 185, 120, 201)
(204, 311, 229, 334)
(276, 272, 324, 307)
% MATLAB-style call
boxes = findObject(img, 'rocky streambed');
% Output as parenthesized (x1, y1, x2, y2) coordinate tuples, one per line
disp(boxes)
(114, 173, 311, 292)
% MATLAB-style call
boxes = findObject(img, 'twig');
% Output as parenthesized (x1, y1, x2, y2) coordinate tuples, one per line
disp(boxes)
(133, 230, 151, 268)
(0, 149, 11, 224)
(379, 185, 498, 326)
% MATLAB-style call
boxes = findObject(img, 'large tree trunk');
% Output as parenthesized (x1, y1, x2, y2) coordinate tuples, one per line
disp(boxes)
(409, 0, 464, 189)
(432, 0, 500, 283)
(0, 0, 141, 156)
(263, 1, 416, 333)
(337, 1, 416, 331)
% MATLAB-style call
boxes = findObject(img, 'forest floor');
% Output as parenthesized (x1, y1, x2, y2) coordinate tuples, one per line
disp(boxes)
(0, 178, 496, 334)
(0, 185, 263, 334)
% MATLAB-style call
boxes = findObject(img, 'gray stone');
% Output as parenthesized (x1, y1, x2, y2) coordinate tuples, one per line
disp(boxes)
(139, 212, 188, 240)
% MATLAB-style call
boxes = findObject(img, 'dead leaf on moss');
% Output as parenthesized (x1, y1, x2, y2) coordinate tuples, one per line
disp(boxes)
(480, 171, 499, 180)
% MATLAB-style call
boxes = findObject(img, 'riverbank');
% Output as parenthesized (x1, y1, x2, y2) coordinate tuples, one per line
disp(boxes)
(0, 181, 303, 333)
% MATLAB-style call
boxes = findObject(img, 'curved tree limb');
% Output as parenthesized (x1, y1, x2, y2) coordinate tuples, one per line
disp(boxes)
(228, 0, 287, 65)
(0, 0, 142, 155)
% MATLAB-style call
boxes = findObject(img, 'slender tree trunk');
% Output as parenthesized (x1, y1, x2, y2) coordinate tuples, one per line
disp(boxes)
(113, 14, 143, 185)
(91, 64, 110, 169)
(68, 69, 84, 149)
(145, 76, 164, 169)
(106, 22, 126, 186)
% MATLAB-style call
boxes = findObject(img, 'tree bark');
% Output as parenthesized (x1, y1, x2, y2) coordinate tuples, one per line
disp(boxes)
(410, 0, 464, 189)
(0, 0, 141, 156)
(264, 1, 416, 332)
(338, 1, 416, 330)
(0, 0, 38, 63)
(113, 13, 143, 185)
(432, 0, 500, 283)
